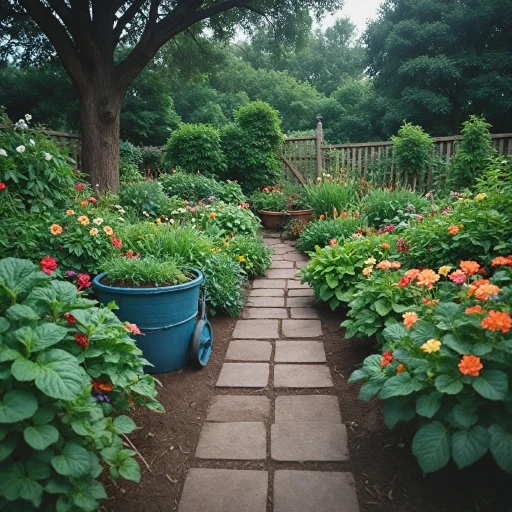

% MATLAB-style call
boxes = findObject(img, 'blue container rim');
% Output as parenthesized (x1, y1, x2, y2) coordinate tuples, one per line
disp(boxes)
(92, 268, 204, 295)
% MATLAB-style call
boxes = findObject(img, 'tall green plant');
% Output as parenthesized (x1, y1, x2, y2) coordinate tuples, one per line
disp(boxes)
(305, 179, 360, 217)
(391, 123, 434, 177)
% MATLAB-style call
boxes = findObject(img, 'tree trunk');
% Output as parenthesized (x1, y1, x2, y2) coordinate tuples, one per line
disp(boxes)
(79, 84, 124, 194)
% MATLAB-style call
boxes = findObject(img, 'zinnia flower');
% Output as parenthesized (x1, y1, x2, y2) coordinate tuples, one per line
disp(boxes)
(103, 226, 114, 235)
(88, 197, 97, 203)
(362, 267, 373, 276)
(448, 225, 459, 235)
(380, 350, 394, 367)
(380, 243, 390, 249)
(80, 199, 87, 207)
(421, 338, 441, 353)
(475, 193, 487, 200)
(438, 265, 452, 276)
(396, 363, 405, 375)
(466, 305, 483, 315)
(66, 209, 74, 215)
(405, 269, 420, 280)
(319, 214, 325, 220)
(74, 333, 88, 347)
(341, 211, 349, 218)
(376, 260, 392, 269)
(209, 212, 216, 219)
(364, 257, 376, 265)
(64, 313, 76, 325)
(491, 256, 512, 267)
(50, 224, 63, 235)
(458, 355, 483, 377)
(89, 228, 98, 236)
(0, 182, 6, 190)
(78, 216, 89, 225)
(403, 311, 419, 329)
(74, 183, 84, 191)
(239, 255, 246, 263)
(474, 283, 501, 301)
(460, 261, 480, 277)
(481, 310, 512, 333)
(98, 382, 113, 392)
(398, 277, 411, 287)
(16, 145, 25, 153)
(77, 273, 91, 291)
(449, 269, 467, 284)
(329, 239, 337, 246)
(416, 269, 439, 288)
(40, 256, 57, 275)
(125, 323, 142, 335)
(390, 261, 401, 269)
(112, 237, 122, 249)
(93, 217, 103, 225)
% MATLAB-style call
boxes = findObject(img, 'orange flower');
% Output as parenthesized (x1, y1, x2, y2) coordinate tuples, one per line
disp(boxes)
(481, 310, 512, 333)
(209, 212, 216, 219)
(491, 256, 512, 267)
(466, 305, 483, 314)
(390, 261, 401, 269)
(416, 269, 440, 288)
(103, 226, 114, 236)
(341, 211, 348, 218)
(460, 260, 480, 277)
(448, 225, 459, 235)
(405, 269, 420, 280)
(333, 208, 338, 218)
(80, 199, 87, 207)
(89, 228, 98, 236)
(474, 283, 501, 301)
(396, 363, 405, 375)
(98, 382, 113, 392)
(319, 214, 325, 220)
(458, 355, 483, 377)
(376, 260, 392, 270)
(403, 311, 419, 329)
(78, 215, 89, 225)
(380, 243, 390, 249)
(66, 209, 74, 216)
(362, 267, 373, 276)
(50, 224, 63, 235)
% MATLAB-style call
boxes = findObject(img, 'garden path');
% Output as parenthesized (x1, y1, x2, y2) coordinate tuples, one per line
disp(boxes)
(177, 231, 360, 512)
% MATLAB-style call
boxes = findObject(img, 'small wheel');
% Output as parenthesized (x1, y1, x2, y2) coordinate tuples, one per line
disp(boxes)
(191, 319, 213, 368)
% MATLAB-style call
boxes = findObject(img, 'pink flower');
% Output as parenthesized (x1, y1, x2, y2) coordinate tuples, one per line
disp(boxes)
(125, 323, 144, 336)
(77, 273, 91, 291)
(329, 239, 337, 246)
(74, 183, 84, 191)
(40, 256, 57, 275)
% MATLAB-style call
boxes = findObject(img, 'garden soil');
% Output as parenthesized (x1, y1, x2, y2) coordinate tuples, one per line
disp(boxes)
(102, 305, 512, 512)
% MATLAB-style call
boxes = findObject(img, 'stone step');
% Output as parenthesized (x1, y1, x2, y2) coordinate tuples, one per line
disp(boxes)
(282, 319, 322, 337)
(217, 362, 269, 387)
(275, 339, 326, 363)
(225, 340, 272, 361)
(275, 395, 342, 423)
(232, 319, 279, 339)
(274, 364, 333, 388)
(207, 395, 271, 422)
(245, 296, 286, 308)
(249, 288, 285, 297)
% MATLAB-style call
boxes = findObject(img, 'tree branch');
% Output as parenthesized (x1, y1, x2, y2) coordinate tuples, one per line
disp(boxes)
(113, 0, 148, 46)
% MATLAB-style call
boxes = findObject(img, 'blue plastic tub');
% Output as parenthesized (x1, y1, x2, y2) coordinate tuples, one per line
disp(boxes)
(92, 269, 204, 374)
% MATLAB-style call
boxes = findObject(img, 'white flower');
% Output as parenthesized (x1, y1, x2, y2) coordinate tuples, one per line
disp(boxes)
(191, 218, 196, 223)
(169, 218, 175, 224)
(25, 114, 32, 121)
(118, 217, 125, 222)
(95, 184, 100, 187)
(16, 145, 26, 153)
(29, 139, 35, 146)
(93, 218, 104, 225)
(15, 120, 28, 130)
(44, 153, 52, 161)
(0, 149, 7, 157)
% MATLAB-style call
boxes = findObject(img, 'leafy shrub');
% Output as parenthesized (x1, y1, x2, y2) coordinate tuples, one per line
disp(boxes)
(140, 148, 162, 172)
(222, 101, 284, 192)
(0, 258, 162, 511)
(200, 203, 260, 237)
(163, 124, 226, 177)
(224, 235, 273, 278)
(220, 180, 246, 204)
(305, 177, 361, 218)
(119, 181, 168, 219)
(120, 162, 143, 182)
(295, 216, 367, 253)
(349, 262, 512, 475)
(119, 141, 143, 167)
(450, 116, 495, 189)
(250, 189, 288, 212)
(391, 123, 434, 178)
(285, 219, 308, 239)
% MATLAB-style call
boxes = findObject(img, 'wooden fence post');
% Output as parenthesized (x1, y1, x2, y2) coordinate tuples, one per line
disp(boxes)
(315, 117, 323, 178)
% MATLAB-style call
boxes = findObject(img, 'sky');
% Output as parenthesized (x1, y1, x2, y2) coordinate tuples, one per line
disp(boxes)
(320, 0, 383, 36)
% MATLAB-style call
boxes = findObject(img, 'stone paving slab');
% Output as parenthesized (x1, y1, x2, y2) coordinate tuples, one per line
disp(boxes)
(207, 395, 271, 422)
(217, 363, 269, 387)
(286, 280, 311, 289)
(271, 261, 295, 269)
(290, 307, 319, 319)
(275, 396, 341, 423)
(271, 422, 349, 461)
(286, 296, 316, 308)
(246, 297, 285, 308)
(282, 252, 309, 262)
(243, 308, 288, 319)
(273, 247, 297, 254)
(274, 364, 333, 388)
(275, 340, 326, 363)
(295, 260, 308, 269)
(249, 288, 285, 297)
(282, 319, 322, 338)
(225, 340, 272, 361)
(262, 232, 281, 238)
(232, 320, 279, 339)
(179, 469, 268, 512)
(288, 288, 315, 297)
(266, 268, 299, 279)
(196, 422, 267, 459)
(253, 279, 286, 288)
(273, 471, 359, 512)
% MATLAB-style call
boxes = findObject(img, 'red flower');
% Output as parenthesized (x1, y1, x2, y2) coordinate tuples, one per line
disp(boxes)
(64, 313, 76, 325)
(398, 277, 412, 287)
(381, 350, 394, 367)
(92, 380, 101, 390)
(74, 333, 88, 347)
(125, 323, 143, 335)
(88, 197, 97, 203)
(74, 183, 84, 191)
(40, 256, 57, 275)
(111, 237, 123, 249)
(0, 183, 6, 190)
(77, 273, 91, 291)
(329, 239, 337, 246)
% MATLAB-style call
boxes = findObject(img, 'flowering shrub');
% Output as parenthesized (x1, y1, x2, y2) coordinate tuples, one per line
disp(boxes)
(349, 261, 512, 474)
(223, 235, 273, 278)
(285, 219, 308, 239)
(0, 258, 162, 510)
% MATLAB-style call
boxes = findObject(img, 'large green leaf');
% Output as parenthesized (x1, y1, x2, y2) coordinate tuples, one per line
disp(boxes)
(472, 370, 508, 401)
(435, 374, 463, 395)
(382, 323, 408, 343)
(374, 299, 392, 317)
(488, 424, 512, 473)
(0, 461, 44, 507)
(0, 435, 17, 461)
(113, 416, 136, 434)
(451, 426, 489, 469)
(24, 424, 59, 450)
(0, 390, 38, 423)
(379, 373, 420, 399)
(15, 324, 68, 354)
(441, 334, 472, 355)
(433, 303, 465, 330)
(6, 304, 40, 322)
(51, 442, 91, 478)
(0, 258, 49, 302)
(452, 404, 478, 429)
(416, 393, 441, 418)
(412, 421, 451, 473)
(0, 318, 10, 333)
(118, 455, 141, 482)
(383, 397, 416, 428)
(410, 320, 441, 346)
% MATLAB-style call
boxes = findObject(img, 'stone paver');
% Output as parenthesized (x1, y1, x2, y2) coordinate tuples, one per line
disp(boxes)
(286, 280, 311, 289)
(232, 320, 279, 339)
(217, 363, 269, 387)
(196, 422, 266, 459)
(273, 471, 359, 512)
(266, 268, 299, 279)
(288, 288, 315, 297)
(282, 319, 322, 338)
(246, 297, 285, 308)
(207, 395, 271, 422)
(243, 307, 288, 319)
(225, 340, 272, 361)
(253, 279, 286, 288)
(274, 247, 296, 254)
(290, 307, 319, 319)
(271, 260, 295, 269)
(286, 296, 316, 307)
(282, 252, 309, 262)
(271, 254, 286, 261)
(271, 422, 349, 461)
(249, 288, 285, 297)
(275, 396, 341, 423)
(275, 340, 326, 363)
(274, 364, 333, 388)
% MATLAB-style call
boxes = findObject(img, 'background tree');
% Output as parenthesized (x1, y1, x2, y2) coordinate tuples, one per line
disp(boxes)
(0, 0, 342, 192)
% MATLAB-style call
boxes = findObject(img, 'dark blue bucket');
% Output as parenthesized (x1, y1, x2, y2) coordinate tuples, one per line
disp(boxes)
(92, 269, 204, 374)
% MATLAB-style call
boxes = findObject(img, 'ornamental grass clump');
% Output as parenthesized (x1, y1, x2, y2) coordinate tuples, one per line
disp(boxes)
(0, 257, 163, 511)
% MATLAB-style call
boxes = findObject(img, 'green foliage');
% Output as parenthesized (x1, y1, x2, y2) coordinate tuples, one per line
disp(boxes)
(163, 124, 226, 177)
(224, 235, 273, 278)
(100, 257, 190, 287)
(201, 204, 260, 238)
(118, 181, 168, 219)
(222, 101, 284, 192)
(119, 141, 143, 167)
(450, 116, 495, 188)
(305, 177, 361, 218)
(250, 190, 288, 212)
(391, 123, 434, 177)
(0, 258, 162, 511)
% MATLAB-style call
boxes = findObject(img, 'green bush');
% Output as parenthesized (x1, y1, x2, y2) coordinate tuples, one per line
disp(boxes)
(0, 258, 162, 511)
(450, 115, 495, 189)
(119, 141, 143, 167)
(118, 181, 168, 219)
(250, 190, 288, 212)
(224, 235, 273, 278)
(119, 162, 143, 182)
(140, 148, 162, 172)
(391, 123, 434, 178)
(201, 204, 260, 238)
(163, 124, 226, 177)
(305, 178, 361, 218)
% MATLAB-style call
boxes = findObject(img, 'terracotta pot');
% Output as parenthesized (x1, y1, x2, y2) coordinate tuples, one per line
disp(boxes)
(258, 210, 286, 229)
(287, 209, 313, 225)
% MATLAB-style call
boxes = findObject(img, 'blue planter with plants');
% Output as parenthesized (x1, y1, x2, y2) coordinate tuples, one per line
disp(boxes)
(93, 268, 204, 373)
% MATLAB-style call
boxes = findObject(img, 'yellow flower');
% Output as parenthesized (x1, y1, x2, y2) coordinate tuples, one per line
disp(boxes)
(50, 224, 63, 235)
(156, 218, 161, 224)
(93, 217, 103, 225)
(364, 257, 376, 266)
(362, 267, 373, 276)
(438, 265, 452, 276)
(89, 228, 98, 236)
(78, 215, 89, 225)
(66, 209, 74, 216)
(475, 193, 487, 201)
(239, 255, 246, 263)
(103, 226, 114, 236)
(421, 338, 442, 353)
